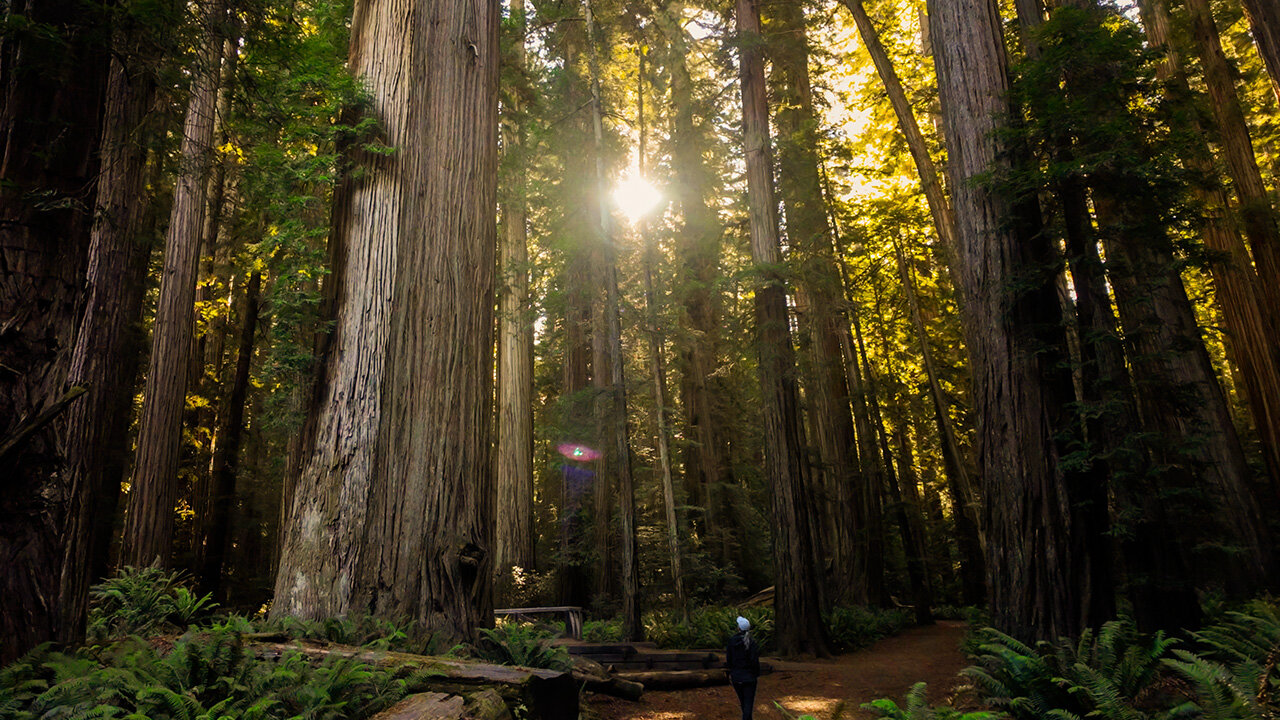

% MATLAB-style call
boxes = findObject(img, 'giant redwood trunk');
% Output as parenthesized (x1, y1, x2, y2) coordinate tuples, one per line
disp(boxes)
(928, 0, 1097, 641)
(274, 0, 499, 642)
(122, 0, 227, 568)
(737, 0, 830, 657)
(0, 0, 105, 664)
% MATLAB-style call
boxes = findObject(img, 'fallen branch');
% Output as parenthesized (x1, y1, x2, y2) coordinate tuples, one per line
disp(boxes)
(0, 385, 88, 463)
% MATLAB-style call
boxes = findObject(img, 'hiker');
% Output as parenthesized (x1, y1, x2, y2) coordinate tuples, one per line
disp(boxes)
(726, 615, 761, 720)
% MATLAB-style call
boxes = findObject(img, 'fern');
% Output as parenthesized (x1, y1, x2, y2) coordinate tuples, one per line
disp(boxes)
(862, 682, 1004, 720)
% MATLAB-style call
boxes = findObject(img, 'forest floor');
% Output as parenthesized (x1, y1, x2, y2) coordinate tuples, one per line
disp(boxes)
(583, 620, 972, 720)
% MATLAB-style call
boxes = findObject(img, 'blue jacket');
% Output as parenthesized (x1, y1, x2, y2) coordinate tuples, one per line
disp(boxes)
(725, 631, 761, 684)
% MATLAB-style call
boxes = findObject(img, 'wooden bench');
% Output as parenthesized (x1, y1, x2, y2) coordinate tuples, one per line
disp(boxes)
(494, 606, 584, 640)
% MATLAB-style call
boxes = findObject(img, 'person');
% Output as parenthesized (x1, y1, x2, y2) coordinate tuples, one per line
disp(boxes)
(725, 615, 761, 720)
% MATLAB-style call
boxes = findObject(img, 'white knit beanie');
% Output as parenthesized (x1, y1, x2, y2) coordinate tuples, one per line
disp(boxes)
(737, 616, 750, 631)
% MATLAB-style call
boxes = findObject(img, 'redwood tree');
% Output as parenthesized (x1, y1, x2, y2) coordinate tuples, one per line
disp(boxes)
(273, 0, 499, 642)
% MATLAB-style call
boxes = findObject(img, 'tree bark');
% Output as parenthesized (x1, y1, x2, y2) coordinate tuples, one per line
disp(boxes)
(122, 0, 227, 568)
(496, 0, 536, 580)
(737, 0, 830, 657)
(275, 0, 500, 644)
(0, 0, 105, 664)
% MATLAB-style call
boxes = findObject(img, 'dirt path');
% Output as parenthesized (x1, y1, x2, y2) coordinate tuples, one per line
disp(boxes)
(584, 621, 971, 720)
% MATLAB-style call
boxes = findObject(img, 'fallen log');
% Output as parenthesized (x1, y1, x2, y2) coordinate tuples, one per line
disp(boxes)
(569, 657, 644, 701)
(249, 640, 576, 720)
(613, 669, 730, 690)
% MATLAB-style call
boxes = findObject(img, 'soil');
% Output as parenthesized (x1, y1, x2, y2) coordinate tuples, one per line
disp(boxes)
(583, 620, 972, 720)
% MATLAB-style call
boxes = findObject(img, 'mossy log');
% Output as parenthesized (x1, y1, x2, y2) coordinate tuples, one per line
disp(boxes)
(250, 641, 576, 720)
(370, 689, 510, 720)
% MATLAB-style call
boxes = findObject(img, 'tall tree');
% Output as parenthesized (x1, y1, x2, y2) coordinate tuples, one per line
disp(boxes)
(0, 0, 106, 663)
(122, 0, 228, 567)
(496, 0, 537, 581)
(928, 0, 1100, 640)
(656, 1, 740, 577)
(737, 0, 829, 657)
(274, 0, 499, 642)
(1179, 0, 1280, 329)
(58, 1, 167, 644)
(765, 0, 864, 609)
(1238, 0, 1280, 101)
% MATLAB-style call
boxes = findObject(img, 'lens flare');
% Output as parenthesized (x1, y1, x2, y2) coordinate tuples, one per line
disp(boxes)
(557, 442, 602, 461)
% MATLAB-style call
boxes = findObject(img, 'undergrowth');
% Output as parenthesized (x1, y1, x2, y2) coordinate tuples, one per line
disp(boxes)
(642, 604, 911, 653)
(0, 625, 438, 720)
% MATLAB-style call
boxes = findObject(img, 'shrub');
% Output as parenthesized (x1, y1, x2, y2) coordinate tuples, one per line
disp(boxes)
(644, 606, 775, 651)
(475, 622, 573, 671)
(582, 619, 624, 643)
(825, 606, 913, 653)
(87, 566, 218, 641)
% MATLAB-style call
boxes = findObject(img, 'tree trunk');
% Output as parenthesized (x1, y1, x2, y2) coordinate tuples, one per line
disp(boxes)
(200, 271, 261, 598)
(0, 0, 105, 664)
(122, 0, 227, 568)
(636, 47, 686, 618)
(656, 3, 737, 571)
(892, 428, 935, 624)
(1181, 0, 1280, 331)
(59, 25, 158, 644)
(737, 0, 830, 657)
(892, 235, 986, 606)
(1239, 0, 1280, 101)
(1139, 0, 1280, 495)
(275, 0, 500, 644)
(496, 0, 536, 580)
(840, 0, 958, 265)
(928, 0, 1096, 640)
(765, 0, 863, 610)
(583, 0, 641, 640)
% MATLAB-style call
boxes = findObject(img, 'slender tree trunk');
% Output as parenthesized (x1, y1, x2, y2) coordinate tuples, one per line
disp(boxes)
(496, 0, 536, 580)
(1180, 0, 1280, 328)
(892, 238, 985, 605)
(583, 0, 641, 640)
(1239, 0, 1280, 101)
(840, 0, 957, 264)
(636, 47, 686, 617)
(737, 0, 830, 657)
(892, 428, 935, 624)
(928, 0, 1097, 640)
(275, 0, 499, 644)
(200, 271, 261, 598)
(122, 0, 227, 567)
(0, 0, 105, 664)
